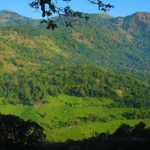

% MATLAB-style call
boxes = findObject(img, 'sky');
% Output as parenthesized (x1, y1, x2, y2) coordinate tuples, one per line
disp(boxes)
(0, 0, 150, 19)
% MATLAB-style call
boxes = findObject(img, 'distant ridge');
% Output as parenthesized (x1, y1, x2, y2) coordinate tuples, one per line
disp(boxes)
(0, 10, 39, 26)
(0, 10, 149, 26)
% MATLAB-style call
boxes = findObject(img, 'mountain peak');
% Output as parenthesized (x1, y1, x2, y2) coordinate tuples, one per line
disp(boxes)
(134, 12, 150, 16)
(131, 12, 150, 24)
(0, 10, 24, 18)
(100, 12, 113, 18)
(0, 10, 39, 26)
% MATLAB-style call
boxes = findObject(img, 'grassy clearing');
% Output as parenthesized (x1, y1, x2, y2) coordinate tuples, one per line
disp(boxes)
(0, 95, 150, 142)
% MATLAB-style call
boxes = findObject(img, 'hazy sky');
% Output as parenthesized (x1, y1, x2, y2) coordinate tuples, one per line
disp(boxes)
(0, 0, 150, 19)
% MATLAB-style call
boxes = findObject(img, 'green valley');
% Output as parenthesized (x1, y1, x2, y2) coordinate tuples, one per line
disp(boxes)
(0, 95, 150, 142)
(0, 10, 150, 142)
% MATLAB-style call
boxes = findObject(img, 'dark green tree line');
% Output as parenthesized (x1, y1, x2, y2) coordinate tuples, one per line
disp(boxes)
(0, 65, 149, 107)
(0, 114, 46, 150)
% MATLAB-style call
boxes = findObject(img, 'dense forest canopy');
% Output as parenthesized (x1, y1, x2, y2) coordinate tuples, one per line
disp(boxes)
(0, 11, 150, 107)
(1, 64, 150, 106)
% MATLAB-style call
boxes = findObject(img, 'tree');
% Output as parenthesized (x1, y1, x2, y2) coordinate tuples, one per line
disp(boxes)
(29, 0, 114, 29)
(0, 114, 46, 149)
(114, 123, 133, 137)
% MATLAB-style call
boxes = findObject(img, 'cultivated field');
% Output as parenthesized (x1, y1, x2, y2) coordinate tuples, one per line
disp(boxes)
(0, 95, 150, 142)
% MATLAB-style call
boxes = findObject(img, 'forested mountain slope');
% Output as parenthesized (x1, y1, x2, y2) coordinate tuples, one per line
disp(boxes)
(0, 11, 150, 106)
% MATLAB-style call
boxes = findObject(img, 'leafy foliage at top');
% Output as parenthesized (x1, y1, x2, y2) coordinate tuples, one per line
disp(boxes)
(29, 0, 114, 29)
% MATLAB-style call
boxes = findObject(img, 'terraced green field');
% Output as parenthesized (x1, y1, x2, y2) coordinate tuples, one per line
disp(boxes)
(0, 95, 150, 142)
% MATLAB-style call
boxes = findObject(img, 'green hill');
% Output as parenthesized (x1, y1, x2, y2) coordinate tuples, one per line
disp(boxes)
(0, 11, 150, 106)
(1, 11, 150, 79)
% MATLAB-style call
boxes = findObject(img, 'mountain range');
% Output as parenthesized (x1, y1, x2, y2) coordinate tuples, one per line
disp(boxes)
(0, 10, 150, 105)
(0, 10, 150, 80)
